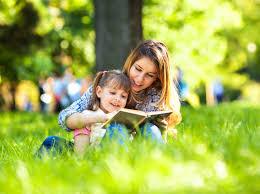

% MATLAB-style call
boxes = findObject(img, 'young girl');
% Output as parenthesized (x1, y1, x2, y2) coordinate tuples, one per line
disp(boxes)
(59, 40, 181, 143)
(73, 70, 131, 154)
(37, 70, 131, 156)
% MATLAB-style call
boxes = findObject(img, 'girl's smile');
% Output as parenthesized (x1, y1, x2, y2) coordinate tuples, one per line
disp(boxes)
(96, 86, 128, 113)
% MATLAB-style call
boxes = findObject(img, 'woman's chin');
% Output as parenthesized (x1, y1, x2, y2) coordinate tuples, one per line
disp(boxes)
(132, 89, 140, 93)
(131, 86, 142, 92)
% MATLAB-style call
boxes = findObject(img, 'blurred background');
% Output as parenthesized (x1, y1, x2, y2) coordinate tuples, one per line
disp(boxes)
(0, 0, 259, 112)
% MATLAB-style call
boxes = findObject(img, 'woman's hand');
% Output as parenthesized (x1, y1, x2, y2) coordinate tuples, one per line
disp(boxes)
(163, 128, 178, 143)
(167, 128, 178, 139)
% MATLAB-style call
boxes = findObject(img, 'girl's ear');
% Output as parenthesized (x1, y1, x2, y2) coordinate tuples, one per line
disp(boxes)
(96, 86, 103, 98)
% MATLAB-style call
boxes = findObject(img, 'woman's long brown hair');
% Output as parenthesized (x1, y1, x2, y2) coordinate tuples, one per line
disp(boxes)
(123, 40, 181, 127)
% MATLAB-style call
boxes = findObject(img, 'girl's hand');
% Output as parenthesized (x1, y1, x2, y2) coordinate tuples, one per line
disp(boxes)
(81, 109, 109, 124)
(106, 110, 118, 120)
(94, 109, 110, 123)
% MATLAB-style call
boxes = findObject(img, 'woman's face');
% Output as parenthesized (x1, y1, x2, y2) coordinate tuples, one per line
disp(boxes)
(129, 57, 158, 92)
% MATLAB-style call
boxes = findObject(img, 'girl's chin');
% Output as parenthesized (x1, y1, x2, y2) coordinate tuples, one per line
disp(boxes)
(108, 106, 121, 112)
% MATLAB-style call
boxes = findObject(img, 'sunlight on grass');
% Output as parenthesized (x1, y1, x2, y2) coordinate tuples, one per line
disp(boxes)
(0, 103, 259, 193)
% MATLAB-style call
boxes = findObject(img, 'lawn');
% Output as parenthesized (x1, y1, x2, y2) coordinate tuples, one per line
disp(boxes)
(0, 102, 259, 194)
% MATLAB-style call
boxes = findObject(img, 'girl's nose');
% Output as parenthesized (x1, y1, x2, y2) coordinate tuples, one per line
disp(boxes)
(114, 96, 120, 102)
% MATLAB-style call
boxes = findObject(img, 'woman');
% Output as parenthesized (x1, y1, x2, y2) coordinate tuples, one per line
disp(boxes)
(59, 40, 181, 143)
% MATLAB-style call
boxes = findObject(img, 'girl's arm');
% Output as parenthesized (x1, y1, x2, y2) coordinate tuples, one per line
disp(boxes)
(66, 109, 109, 129)
(58, 86, 93, 131)
(74, 131, 90, 155)
(74, 126, 91, 155)
(73, 109, 109, 155)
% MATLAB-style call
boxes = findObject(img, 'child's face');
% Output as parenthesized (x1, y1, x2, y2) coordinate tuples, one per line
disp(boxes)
(129, 57, 158, 92)
(96, 85, 128, 113)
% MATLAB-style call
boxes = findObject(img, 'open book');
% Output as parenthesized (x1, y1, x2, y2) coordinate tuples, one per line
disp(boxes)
(101, 108, 172, 131)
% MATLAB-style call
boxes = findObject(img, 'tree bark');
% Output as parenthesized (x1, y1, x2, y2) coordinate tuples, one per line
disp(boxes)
(94, 0, 143, 72)
(206, 82, 215, 106)
(10, 82, 17, 111)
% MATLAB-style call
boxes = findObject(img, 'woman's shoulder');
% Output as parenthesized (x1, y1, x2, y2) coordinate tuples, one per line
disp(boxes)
(135, 87, 162, 112)
(85, 84, 93, 94)
(146, 86, 161, 96)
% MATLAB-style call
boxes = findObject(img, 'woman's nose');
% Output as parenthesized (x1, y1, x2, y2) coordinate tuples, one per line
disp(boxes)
(136, 73, 144, 83)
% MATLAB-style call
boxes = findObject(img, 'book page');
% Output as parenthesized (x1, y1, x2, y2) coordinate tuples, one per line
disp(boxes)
(147, 110, 172, 117)
(102, 108, 147, 130)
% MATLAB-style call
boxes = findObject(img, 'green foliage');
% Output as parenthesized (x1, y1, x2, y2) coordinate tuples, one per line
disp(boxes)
(0, 104, 259, 193)
(143, 0, 260, 93)
(0, 1, 42, 82)
(0, 0, 259, 103)
(0, 0, 94, 83)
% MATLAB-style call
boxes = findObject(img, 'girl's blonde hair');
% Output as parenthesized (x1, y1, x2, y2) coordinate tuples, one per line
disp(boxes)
(90, 70, 131, 111)
(123, 40, 181, 126)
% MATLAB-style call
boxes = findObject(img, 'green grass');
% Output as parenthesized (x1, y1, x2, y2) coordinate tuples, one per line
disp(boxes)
(0, 103, 259, 194)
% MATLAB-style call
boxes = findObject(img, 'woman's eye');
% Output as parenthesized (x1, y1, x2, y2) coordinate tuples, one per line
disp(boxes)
(135, 66, 142, 71)
(147, 74, 155, 78)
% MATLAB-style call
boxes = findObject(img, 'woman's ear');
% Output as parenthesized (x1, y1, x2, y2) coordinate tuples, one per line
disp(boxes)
(96, 86, 103, 98)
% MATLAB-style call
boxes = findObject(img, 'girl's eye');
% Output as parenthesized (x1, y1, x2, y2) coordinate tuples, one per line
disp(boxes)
(109, 92, 116, 95)
(121, 95, 128, 99)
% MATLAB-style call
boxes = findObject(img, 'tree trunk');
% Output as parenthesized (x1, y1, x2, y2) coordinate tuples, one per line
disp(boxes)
(10, 82, 17, 111)
(94, 0, 143, 72)
(129, 0, 143, 49)
(206, 82, 215, 106)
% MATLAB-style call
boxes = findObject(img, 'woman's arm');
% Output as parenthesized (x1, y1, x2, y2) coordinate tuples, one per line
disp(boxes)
(135, 88, 169, 130)
(58, 86, 93, 131)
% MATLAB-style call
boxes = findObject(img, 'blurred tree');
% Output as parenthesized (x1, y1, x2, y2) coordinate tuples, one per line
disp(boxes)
(0, 1, 42, 110)
(143, 0, 260, 105)
(1, 0, 259, 110)
(232, 0, 260, 82)
(0, 0, 94, 110)
(35, 0, 94, 78)
(94, 0, 143, 71)
(0, 0, 95, 81)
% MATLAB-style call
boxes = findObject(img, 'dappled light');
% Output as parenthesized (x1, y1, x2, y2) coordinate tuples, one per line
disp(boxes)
(0, 0, 260, 108)
(0, 0, 259, 193)
(0, 104, 259, 193)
